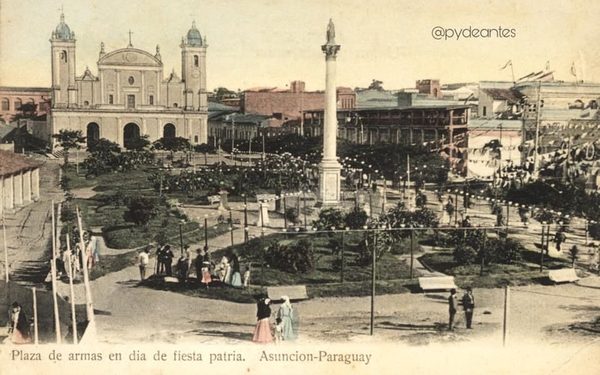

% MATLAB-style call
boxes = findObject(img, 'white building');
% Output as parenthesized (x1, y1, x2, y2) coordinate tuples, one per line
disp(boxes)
(0, 150, 41, 216)
(48, 13, 208, 149)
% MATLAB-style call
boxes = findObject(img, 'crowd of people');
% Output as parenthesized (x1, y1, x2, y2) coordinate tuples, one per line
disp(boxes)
(137, 244, 251, 288)
(56, 231, 100, 281)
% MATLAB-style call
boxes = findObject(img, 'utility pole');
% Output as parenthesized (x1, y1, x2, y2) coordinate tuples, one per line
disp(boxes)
(409, 227, 414, 279)
(533, 80, 542, 178)
(370, 228, 377, 336)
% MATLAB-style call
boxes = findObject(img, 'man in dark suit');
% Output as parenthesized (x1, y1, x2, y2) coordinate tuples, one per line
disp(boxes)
(462, 287, 475, 329)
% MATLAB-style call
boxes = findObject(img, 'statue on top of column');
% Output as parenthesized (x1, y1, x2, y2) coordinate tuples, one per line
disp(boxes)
(326, 18, 336, 44)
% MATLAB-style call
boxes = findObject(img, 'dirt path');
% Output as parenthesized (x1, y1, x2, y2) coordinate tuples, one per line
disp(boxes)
(6, 158, 64, 285)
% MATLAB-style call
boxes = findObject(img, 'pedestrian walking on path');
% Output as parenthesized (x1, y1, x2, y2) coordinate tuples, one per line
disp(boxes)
(252, 298, 273, 344)
(138, 247, 150, 281)
(462, 287, 475, 329)
(277, 295, 297, 341)
(448, 288, 458, 331)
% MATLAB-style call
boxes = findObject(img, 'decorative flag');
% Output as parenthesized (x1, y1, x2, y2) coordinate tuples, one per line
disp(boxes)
(500, 60, 513, 70)
(570, 62, 577, 77)
(545, 61, 550, 71)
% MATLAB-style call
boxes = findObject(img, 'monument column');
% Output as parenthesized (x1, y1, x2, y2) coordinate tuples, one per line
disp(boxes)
(318, 19, 342, 206)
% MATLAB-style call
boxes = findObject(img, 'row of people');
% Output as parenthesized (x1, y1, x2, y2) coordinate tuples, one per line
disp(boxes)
(138, 245, 251, 287)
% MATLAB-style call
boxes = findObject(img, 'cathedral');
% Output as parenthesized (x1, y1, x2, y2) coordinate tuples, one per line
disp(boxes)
(49, 13, 208, 149)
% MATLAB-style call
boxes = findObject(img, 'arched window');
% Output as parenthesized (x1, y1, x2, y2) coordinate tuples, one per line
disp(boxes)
(84, 101, 89, 106)
(14, 98, 22, 110)
(194, 55, 199, 67)
(60, 50, 67, 63)
(1, 98, 9, 111)
(108, 94, 114, 104)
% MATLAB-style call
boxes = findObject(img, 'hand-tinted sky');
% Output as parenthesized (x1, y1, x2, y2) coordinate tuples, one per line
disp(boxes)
(1, 0, 598, 91)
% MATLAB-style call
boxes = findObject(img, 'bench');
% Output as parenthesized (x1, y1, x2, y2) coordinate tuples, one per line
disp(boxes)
(418, 276, 458, 292)
(267, 285, 308, 301)
(548, 268, 579, 283)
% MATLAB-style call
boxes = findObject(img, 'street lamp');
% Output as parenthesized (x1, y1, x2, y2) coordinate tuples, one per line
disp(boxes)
(203, 215, 209, 251)
(242, 193, 249, 242)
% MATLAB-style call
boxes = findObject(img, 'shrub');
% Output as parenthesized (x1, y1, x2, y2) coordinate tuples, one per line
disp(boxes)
(453, 244, 478, 265)
(491, 238, 523, 264)
(264, 239, 315, 273)
(284, 207, 299, 225)
(123, 195, 158, 226)
(589, 223, 600, 240)
(313, 208, 345, 231)
(344, 208, 368, 229)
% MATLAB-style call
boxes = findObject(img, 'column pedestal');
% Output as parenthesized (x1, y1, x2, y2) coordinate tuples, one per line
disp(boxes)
(317, 160, 341, 206)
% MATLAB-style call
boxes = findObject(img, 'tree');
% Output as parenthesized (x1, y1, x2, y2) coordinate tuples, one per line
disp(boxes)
(123, 196, 158, 226)
(367, 79, 384, 90)
(127, 134, 151, 151)
(52, 129, 86, 165)
(152, 137, 191, 151)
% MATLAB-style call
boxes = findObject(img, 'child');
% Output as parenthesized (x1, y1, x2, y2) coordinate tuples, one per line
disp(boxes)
(274, 317, 284, 344)
(243, 266, 251, 288)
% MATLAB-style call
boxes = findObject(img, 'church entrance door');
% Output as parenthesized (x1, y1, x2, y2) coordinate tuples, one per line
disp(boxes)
(86, 122, 100, 148)
(123, 123, 141, 150)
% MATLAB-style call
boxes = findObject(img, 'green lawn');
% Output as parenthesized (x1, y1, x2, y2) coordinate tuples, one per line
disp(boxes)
(62, 165, 231, 249)
(419, 251, 566, 288)
(144, 232, 419, 302)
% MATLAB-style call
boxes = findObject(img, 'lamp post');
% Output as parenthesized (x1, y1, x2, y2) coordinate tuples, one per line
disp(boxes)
(540, 222, 547, 272)
(454, 189, 459, 226)
(203, 215, 208, 251)
(179, 220, 184, 256)
(341, 227, 348, 283)
(303, 190, 308, 230)
(283, 193, 288, 230)
(409, 225, 414, 279)
(243, 194, 249, 243)
(229, 210, 234, 246)
(505, 201, 511, 232)
(370, 225, 377, 336)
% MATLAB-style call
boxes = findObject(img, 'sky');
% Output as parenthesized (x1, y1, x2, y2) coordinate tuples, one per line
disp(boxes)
(1, 0, 599, 91)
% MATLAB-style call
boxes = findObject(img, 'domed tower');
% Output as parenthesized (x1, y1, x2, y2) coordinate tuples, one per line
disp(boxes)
(50, 12, 77, 108)
(180, 21, 207, 111)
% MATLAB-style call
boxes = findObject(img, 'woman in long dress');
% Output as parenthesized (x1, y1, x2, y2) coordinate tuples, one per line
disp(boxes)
(277, 296, 297, 341)
(7, 302, 30, 344)
(230, 255, 242, 288)
(200, 250, 212, 286)
(252, 298, 272, 343)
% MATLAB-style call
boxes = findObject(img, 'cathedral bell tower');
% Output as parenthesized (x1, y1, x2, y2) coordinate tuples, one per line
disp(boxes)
(50, 12, 77, 108)
(180, 21, 207, 111)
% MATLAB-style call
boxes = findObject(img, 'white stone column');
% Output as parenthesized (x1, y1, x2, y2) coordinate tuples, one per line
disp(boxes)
(5, 175, 14, 211)
(0, 176, 4, 218)
(14, 171, 23, 207)
(23, 170, 32, 204)
(317, 19, 342, 206)
(32, 168, 40, 201)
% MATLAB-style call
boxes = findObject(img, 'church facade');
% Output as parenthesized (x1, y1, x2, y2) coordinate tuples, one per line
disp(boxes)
(49, 13, 208, 149)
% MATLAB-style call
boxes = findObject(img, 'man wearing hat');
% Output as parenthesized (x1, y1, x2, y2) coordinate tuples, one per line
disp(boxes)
(462, 287, 475, 329)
